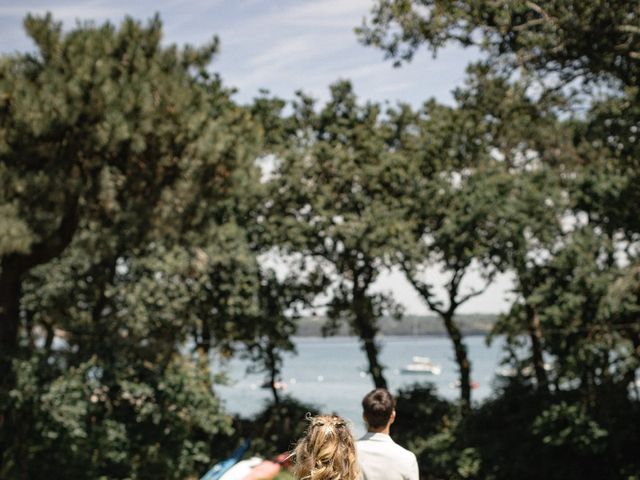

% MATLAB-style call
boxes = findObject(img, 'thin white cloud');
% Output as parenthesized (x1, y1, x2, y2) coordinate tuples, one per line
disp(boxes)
(272, 0, 371, 27)
(0, 2, 130, 22)
(229, 31, 352, 92)
(333, 62, 385, 81)
(216, 0, 371, 43)
(247, 35, 316, 69)
(375, 80, 413, 95)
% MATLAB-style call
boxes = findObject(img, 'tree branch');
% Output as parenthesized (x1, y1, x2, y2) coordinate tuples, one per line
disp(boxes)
(525, 1, 556, 22)
(400, 261, 445, 316)
(456, 284, 490, 306)
(11, 192, 80, 275)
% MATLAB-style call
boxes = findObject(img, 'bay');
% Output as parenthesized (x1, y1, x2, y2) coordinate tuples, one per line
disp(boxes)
(214, 335, 504, 436)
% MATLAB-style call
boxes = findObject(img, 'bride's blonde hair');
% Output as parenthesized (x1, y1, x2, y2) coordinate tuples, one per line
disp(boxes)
(293, 414, 359, 480)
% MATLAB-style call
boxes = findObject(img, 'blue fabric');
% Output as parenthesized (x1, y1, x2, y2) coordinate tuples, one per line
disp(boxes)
(201, 439, 251, 480)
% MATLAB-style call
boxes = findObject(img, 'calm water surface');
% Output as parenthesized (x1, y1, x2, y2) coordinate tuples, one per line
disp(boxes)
(215, 335, 504, 436)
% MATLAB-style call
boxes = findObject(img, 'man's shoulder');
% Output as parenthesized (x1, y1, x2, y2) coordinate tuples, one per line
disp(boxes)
(357, 434, 415, 460)
(357, 434, 418, 480)
(390, 440, 417, 460)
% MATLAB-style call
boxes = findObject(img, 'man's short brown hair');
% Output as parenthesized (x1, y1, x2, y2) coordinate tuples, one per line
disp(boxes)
(362, 388, 395, 429)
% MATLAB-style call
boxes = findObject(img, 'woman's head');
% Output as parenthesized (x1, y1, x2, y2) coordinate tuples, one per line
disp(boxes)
(293, 414, 359, 480)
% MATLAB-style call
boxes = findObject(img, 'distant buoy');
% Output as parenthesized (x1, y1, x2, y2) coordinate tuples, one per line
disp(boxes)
(290, 378, 297, 385)
(359, 371, 366, 378)
(317, 375, 324, 382)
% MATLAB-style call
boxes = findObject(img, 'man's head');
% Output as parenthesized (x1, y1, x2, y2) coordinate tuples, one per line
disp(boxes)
(362, 388, 396, 431)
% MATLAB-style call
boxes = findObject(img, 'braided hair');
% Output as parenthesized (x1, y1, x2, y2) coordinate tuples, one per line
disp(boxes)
(293, 414, 359, 480)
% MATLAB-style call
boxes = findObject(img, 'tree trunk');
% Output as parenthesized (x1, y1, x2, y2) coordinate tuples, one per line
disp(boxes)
(195, 322, 213, 391)
(442, 313, 471, 411)
(362, 335, 387, 389)
(260, 343, 281, 406)
(0, 268, 21, 381)
(0, 195, 79, 382)
(352, 285, 387, 389)
(268, 349, 281, 406)
(526, 304, 548, 392)
(82, 258, 118, 362)
(623, 329, 640, 390)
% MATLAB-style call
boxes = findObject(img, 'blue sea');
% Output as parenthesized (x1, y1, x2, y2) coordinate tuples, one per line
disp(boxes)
(215, 335, 505, 436)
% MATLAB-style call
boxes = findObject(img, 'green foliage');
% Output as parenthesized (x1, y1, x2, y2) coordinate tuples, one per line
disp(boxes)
(0, 14, 264, 479)
(532, 401, 608, 453)
(2, 2, 640, 479)
(240, 267, 327, 405)
(390, 382, 639, 480)
(392, 384, 462, 479)
(360, 3, 640, 478)
(3, 353, 232, 479)
(234, 396, 320, 458)
(358, 1, 640, 87)
(263, 81, 420, 388)
(274, 471, 295, 480)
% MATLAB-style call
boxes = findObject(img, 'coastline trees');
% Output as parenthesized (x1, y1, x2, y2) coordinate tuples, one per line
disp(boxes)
(358, 1, 640, 477)
(393, 89, 499, 410)
(2, 2, 640, 478)
(358, 0, 640, 87)
(0, 15, 266, 478)
(263, 82, 416, 388)
(360, 0, 640, 389)
(394, 63, 569, 406)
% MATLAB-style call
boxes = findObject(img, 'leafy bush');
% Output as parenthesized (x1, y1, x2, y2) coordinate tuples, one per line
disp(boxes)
(392, 383, 466, 480)
(234, 396, 320, 458)
(391, 381, 640, 480)
(1, 354, 233, 480)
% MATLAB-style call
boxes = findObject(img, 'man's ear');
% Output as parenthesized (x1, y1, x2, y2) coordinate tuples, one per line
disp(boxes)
(390, 409, 396, 425)
(363, 414, 368, 428)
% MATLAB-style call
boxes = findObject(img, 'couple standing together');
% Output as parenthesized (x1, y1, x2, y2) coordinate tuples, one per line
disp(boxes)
(294, 388, 419, 480)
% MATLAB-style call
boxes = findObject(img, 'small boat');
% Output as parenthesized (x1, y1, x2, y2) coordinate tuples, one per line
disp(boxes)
(496, 363, 552, 378)
(449, 380, 480, 390)
(412, 356, 432, 363)
(260, 380, 288, 391)
(401, 356, 442, 375)
(495, 366, 517, 378)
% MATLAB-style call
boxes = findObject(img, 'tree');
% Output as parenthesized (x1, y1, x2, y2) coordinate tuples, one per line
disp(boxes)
(488, 166, 565, 392)
(401, 165, 513, 410)
(356, 2, 640, 476)
(0, 13, 219, 372)
(358, 0, 640, 87)
(242, 267, 326, 406)
(0, 15, 266, 478)
(264, 82, 416, 388)
(397, 64, 568, 404)
(392, 93, 494, 409)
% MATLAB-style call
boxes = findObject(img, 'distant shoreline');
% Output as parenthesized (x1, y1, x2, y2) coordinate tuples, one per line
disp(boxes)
(291, 332, 490, 340)
(294, 314, 497, 337)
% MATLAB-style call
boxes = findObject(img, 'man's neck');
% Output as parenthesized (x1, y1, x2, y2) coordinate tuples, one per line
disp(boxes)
(367, 426, 391, 436)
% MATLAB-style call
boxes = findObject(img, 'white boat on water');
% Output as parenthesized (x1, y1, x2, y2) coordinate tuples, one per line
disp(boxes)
(496, 363, 552, 378)
(401, 356, 442, 375)
(260, 380, 288, 391)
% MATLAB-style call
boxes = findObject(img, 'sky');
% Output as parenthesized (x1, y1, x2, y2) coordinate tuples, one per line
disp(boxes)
(0, 0, 515, 314)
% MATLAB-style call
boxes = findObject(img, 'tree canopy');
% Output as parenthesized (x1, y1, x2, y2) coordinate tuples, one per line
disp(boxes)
(1, 3, 640, 479)
(0, 15, 268, 478)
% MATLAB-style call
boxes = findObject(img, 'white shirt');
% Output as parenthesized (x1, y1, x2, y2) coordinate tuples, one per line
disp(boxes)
(356, 432, 419, 480)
